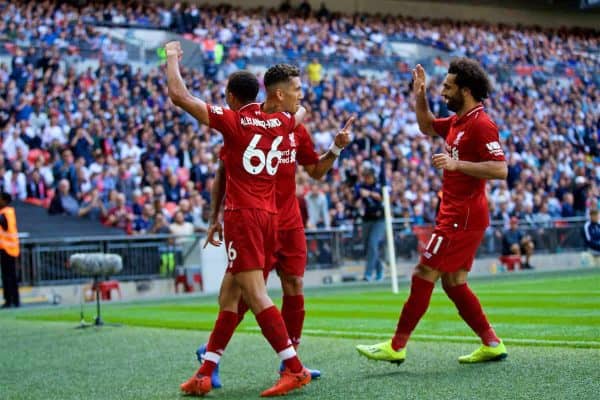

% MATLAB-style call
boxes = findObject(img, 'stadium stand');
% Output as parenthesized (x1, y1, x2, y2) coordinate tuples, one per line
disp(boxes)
(0, 0, 598, 250)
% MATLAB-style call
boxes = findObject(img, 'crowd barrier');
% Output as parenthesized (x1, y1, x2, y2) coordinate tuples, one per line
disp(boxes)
(12, 218, 588, 287)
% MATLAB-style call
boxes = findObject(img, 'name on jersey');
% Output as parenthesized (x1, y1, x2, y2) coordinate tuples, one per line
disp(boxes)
(240, 117, 282, 129)
(486, 141, 504, 157)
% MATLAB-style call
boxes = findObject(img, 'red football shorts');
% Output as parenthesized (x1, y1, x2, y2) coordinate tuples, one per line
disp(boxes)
(223, 209, 278, 275)
(418, 227, 485, 273)
(269, 227, 307, 277)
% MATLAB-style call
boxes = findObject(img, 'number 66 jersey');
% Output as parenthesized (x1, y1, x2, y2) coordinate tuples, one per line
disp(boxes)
(208, 102, 296, 214)
(207, 102, 296, 273)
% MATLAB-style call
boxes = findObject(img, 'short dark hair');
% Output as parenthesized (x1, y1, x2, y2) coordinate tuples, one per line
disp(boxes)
(0, 191, 12, 205)
(263, 64, 300, 89)
(226, 71, 259, 104)
(448, 58, 491, 102)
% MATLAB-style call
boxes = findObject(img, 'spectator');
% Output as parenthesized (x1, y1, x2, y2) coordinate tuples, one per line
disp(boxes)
(3, 162, 27, 201)
(69, 127, 94, 164)
(150, 212, 171, 234)
(26, 169, 49, 200)
(355, 166, 385, 281)
(573, 176, 589, 217)
(583, 209, 600, 251)
(501, 217, 535, 270)
(561, 193, 576, 218)
(78, 188, 107, 221)
(307, 58, 323, 84)
(52, 148, 77, 194)
(133, 203, 156, 235)
(164, 173, 182, 203)
(48, 179, 79, 216)
(305, 183, 330, 229)
(582, 209, 600, 267)
(105, 193, 134, 233)
(169, 210, 194, 244)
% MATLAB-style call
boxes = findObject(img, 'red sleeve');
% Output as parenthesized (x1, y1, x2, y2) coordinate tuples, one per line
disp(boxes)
(207, 104, 237, 141)
(218, 146, 226, 162)
(295, 125, 320, 166)
(474, 118, 506, 161)
(432, 117, 453, 138)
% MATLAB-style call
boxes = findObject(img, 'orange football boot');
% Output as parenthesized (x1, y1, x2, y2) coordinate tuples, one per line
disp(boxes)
(180, 368, 212, 396)
(260, 367, 311, 397)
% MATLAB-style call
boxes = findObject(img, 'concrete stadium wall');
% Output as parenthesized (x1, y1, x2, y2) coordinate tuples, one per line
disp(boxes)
(154, 0, 599, 29)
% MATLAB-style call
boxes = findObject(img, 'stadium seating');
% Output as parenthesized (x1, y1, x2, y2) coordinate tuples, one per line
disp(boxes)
(0, 1, 596, 247)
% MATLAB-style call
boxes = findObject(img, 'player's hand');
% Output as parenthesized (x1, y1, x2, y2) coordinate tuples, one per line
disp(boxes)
(203, 222, 223, 248)
(432, 153, 459, 171)
(164, 41, 183, 60)
(334, 116, 355, 148)
(412, 64, 426, 97)
(360, 188, 370, 198)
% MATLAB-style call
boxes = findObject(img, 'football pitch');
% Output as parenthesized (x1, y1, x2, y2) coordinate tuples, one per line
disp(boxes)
(1, 269, 599, 400)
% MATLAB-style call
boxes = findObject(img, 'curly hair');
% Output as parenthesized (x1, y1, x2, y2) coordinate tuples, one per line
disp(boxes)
(263, 64, 300, 89)
(448, 58, 492, 102)
(226, 71, 259, 103)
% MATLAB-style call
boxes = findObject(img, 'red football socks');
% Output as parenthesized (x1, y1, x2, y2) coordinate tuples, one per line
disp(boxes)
(199, 311, 238, 376)
(444, 283, 500, 346)
(391, 275, 435, 351)
(282, 295, 305, 348)
(256, 306, 303, 373)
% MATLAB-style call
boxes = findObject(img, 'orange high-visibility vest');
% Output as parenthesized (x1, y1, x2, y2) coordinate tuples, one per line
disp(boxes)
(0, 207, 20, 257)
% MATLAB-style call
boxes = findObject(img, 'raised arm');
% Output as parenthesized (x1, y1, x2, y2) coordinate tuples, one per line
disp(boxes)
(412, 64, 437, 137)
(165, 41, 209, 126)
(203, 160, 226, 248)
(304, 116, 354, 180)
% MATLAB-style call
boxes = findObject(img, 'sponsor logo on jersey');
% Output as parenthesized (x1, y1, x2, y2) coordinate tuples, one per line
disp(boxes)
(486, 141, 504, 157)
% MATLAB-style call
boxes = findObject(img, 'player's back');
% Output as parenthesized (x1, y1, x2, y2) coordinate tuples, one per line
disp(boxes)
(208, 102, 295, 214)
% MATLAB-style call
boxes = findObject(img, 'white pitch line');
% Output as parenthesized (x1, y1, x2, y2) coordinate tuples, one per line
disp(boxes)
(246, 327, 600, 347)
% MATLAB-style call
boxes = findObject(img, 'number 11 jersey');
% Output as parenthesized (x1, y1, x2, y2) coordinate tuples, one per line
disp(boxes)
(208, 102, 295, 214)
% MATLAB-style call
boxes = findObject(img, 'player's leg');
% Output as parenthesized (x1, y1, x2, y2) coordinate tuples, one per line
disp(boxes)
(356, 263, 441, 362)
(276, 228, 308, 349)
(278, 268, 321, 379)
(442, 270, 507, 362)
(196, 263, 272, 387)
(182, 273, 241, 395)
(234, 269, 311, 396)
(279, 271, 304, 347)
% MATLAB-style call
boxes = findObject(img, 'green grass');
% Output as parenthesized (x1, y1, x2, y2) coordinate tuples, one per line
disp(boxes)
(1, 269, 599, 399)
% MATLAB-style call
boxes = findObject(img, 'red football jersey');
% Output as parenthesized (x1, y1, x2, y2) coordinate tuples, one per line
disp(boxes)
(276, 124, 320, 230)
(208, 102, 295, 213)
(432, 104, 505, 230)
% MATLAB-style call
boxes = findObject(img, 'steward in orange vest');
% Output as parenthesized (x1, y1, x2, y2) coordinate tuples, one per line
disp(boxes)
(0, 192, 20, 308)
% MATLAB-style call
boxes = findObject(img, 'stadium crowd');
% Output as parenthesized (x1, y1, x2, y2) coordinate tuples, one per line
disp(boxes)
(0, 0, 599, 238)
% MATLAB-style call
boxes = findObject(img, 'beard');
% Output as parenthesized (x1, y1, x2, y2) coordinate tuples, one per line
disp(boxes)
(446, 92, 464, 113)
